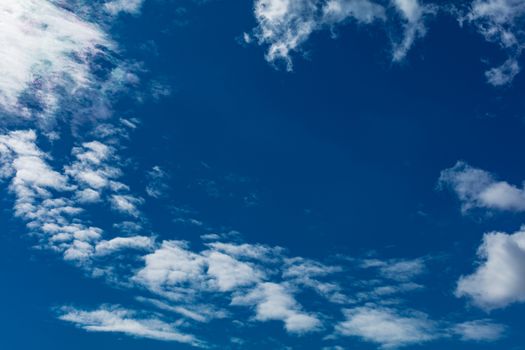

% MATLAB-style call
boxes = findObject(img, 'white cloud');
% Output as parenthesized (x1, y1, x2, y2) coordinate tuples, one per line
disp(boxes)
(251, 0, 386, 70)
(322, 0, 386, 24)
(252, 0, 319, 70)
(360, 257, 426, 281)
(111, 194, 144, 217)
(232, 282, 322, 333)
(456, 228, 525, 310)
(283, 257, 348, 303)
(485, 57, 520, 86)
(206, 241, 282, 262)
(205, 251, 263, 291)
(104, 0, 145, 15)
(145, 165, 169, 198)
(59, 305, 204, 346)
(453, 320, 506, 342)
(439, 161, 525, 212)
(137, 297, 229, 323)
(336, 306, 437, 349)
(134, 241, 208, 300)
(95, 236, 155, 256)
(467, 0, 525, 85)
(0, 0, 114, 125)
(65, 141, 120, 193)
(391, 0, 435, 61)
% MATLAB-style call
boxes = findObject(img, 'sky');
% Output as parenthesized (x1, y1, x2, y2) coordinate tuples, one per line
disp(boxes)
(1, 0, 525, 349)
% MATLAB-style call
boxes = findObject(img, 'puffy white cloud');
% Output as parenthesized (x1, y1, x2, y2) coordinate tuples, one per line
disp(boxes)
(205, 251, 264, 291)
(232, 282, 322, 333)
(58, 305, 203, 346)
(0, 129, 149, 267)
(453, 320, 506, 342)
(336, 306, 437, 349)
(95, 236, 155, 256)
(134, 241, 208, 300)
(456, 228, 525, 310)
(439, 161, 525, 212)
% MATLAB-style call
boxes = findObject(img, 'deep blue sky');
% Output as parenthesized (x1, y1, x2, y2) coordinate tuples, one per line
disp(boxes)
(1, 0, 525, 349)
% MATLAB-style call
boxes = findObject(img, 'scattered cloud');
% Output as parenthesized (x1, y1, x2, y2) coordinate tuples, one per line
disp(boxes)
(391, 0, 436, 61)
(250, 0, 386, 70)
(335, 305, 437, 349)
(453, 319, 506, 342)
(145, 166, 170, 198)
(439, 161, 525, 213)
(232, 282, 322, 334)
(0, 0, 125, 130)
(466, 0, 525, 85)
(58, 305, 204, 346)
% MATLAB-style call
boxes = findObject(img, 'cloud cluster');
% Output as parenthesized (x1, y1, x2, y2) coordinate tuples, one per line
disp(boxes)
(0, 134, 508, 347)
(1, 137, 500, 347)
(249, 0, 525, 85)
(248, 0, 434, 70)
(440, 162, 525, 310)
(0, 0, 517, 348)
(466, 0, 525, 86)
(0, 128, 150, 264)
(0, 0, 142, 137)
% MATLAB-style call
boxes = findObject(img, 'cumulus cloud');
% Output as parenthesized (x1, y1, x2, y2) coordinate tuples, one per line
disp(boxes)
(335, 306, 437, 349)
(232, 282, 322, 333)
(95, 236, 155, 256)
(58, 305, 203, 346)
(456, 228, 525, 310)
(0, 128, 149, 267)
(439, 161, 525, 213)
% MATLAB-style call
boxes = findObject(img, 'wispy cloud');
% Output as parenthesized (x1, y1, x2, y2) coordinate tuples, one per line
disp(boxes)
(58, 305, 205, 346)
(247, 0, 436, 70)
(453, 319, 506, 342)
(465, 0, 525, 86)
